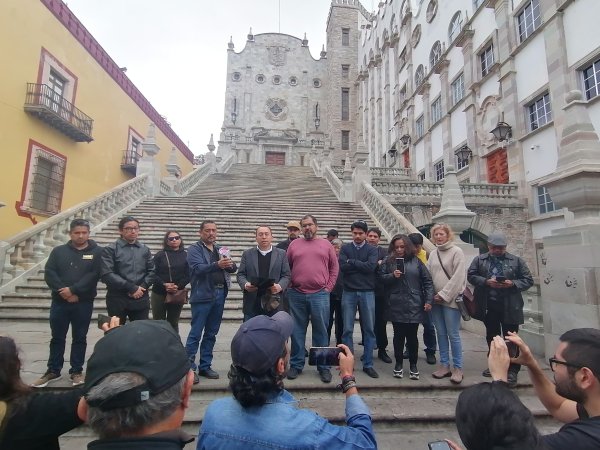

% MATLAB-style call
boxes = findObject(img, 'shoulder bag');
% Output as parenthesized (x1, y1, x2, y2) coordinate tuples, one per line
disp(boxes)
(435, 250, 473, 321)
(164, 252, 188, 305)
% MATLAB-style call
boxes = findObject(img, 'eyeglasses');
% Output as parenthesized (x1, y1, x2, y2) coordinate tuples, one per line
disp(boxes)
(123, 227, 139, 232)
(167, 236, 181, 242)
(548, 357, 583, 372)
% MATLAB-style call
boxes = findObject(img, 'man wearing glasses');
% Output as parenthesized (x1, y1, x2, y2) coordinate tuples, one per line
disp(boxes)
(488, 329, 600, 449)
(101, 216, 154, 324)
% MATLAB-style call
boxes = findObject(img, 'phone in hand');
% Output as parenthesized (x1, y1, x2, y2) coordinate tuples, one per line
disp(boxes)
(97, 313, 111, 329)
(395, 257, 405, 273)
(308, 347, 342, 366)
(495, 275, 507, 283)
(428, 441, 452, 450)
(506, 340, 520, 358)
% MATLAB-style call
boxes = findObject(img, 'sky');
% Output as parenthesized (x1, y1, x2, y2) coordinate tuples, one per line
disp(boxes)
(64, 0, 375, 156)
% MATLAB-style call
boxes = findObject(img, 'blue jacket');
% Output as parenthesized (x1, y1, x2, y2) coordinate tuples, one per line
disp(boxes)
(187, 241, 237, 303)
(198, 389, 377, 450)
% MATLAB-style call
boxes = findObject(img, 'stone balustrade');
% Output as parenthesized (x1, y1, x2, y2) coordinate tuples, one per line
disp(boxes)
(160, 180, 172, 196)
(0, 174, 149, 294)
(174, 160, 214, 195)
(331, 165, 344, 177)
(370, 167, 412, 179)
(218, 154, 235, 174)
(323, 165, 344, 200)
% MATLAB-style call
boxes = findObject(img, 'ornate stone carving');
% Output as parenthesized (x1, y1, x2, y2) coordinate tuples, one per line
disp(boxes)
(476, 96, 501, 149)
(264, 98, 289, 122)
(267, 46, 289, 66)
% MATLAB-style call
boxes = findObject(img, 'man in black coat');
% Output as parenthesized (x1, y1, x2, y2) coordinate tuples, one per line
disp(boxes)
(467, 232, 533, 386)
(32, 218, 102, 388)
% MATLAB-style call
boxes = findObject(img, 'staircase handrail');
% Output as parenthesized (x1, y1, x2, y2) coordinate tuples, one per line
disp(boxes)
(371, 180, 519, 199)
(174, 161, 214, 195)
(360, 181, 435, 253)
(370, 167, 412, 179)
(160, 180, 172, 196)
(218, 154, 235, 173)
(0, 174, 149, 294)
(323, 165, 344, 200)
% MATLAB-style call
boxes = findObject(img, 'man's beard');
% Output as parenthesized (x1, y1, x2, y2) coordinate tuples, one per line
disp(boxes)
(555, 375, 586, 404)
(303, 230, 314, 240)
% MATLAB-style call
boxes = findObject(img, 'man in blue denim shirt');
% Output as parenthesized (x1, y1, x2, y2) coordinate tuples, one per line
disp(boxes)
(198, 312, 377, 450)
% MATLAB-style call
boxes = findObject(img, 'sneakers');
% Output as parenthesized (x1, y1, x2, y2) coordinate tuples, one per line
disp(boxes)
(193, 372, 200, 385)
(318, 368, 332, 383)
(450, 367, 464, 384)
(198, 368, 219, 379)
(287, 367, 302, 380)
(409, 364, 420, 380)
(378, 350, 392, 364)
(426, 353, 437, 365)
(482, 368, 492, 377)
(393, 363, 403, 379)
(432, 366, 452, 379)
(363, 367, 379, 378)
(31, 371, 61, 388)
(70, 373, 84, 386)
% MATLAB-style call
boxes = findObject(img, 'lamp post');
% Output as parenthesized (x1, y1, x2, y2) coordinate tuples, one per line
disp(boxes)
(399, 133, 411, 147)
(490, 121, 512, 143)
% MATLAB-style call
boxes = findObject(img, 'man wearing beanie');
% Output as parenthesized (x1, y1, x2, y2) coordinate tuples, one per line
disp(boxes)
(80, 320, 195, 449)
(198, 311, 377, 449)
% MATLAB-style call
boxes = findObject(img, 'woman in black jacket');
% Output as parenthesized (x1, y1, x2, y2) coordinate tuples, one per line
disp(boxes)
(151, 230, 190, 334)
(379, 234, 434, 380)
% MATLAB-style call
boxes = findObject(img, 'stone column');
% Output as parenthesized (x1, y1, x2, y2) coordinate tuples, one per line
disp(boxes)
(162, 147, 182, 196)
(341, 153, 353, 202)
(538, 90, 600, 357)
(136, 123, 161, 196)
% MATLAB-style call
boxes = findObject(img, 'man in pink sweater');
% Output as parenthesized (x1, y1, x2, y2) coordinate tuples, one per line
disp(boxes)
(286, 215, 339, 383)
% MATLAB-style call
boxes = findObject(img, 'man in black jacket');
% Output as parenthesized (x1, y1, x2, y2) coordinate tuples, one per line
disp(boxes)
(101, 216, 155, 324)
(32, 218, 102, 388)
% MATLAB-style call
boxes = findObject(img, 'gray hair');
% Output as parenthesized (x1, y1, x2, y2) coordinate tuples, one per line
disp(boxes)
(86, 372, 186, 439)
(331, 238, 343, 247)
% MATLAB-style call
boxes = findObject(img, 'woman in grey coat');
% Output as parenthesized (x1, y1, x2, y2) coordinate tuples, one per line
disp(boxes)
(379, 234, 434, 380)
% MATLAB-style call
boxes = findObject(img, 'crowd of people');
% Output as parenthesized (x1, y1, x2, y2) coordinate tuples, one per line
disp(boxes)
(0, 215, 599, 450)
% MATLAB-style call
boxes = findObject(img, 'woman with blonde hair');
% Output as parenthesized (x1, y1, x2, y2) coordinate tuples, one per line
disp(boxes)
(427, 223, 466, 384)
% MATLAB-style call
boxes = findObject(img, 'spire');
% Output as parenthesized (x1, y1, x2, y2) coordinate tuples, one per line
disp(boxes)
(320, 44, 327, 59)
(228, 36, 234, 51)
(207, 134, 216, 153)
(302, 32, 308, 47)
(247, 27, 254, 42)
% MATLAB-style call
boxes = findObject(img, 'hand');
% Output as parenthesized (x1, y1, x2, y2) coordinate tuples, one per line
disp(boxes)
(488, 336, 510, 381)
(244, 282, 258, 292)
(164, 282, 177, 293)
(502, 279, 514, 288)
(336, 343, 355, 378)
(130, 286, 146, 299)
(446, 440, 463, 450)
(218, 257, 234, 269)
(271, 283, 282, 294)
(505, 331, 536, 368)
(393, 269, 402, 278)
(434, 294, 444, 304)
(424, 303, 432, 312)
(486, 279, 508, 289)
(65, 295, 79, 303)
(58, 287, 73, 299)
(101, 316, 121, 332)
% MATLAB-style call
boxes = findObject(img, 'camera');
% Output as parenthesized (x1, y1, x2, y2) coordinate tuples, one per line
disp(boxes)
(428, 441, 452, 450)
(495, 275, 507, 283)
(506, 340, 520, 358)
(308, 347, 342, 366)
(97, 313, 111, 329)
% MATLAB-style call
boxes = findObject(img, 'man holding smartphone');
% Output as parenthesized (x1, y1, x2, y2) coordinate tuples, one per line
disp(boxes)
(467, 232, 533, 386)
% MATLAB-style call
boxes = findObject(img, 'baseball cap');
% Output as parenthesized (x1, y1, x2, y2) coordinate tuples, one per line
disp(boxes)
(231, 311, 293, 375)
(84, 320, 191, 411)
(286, 221, 301, 230)
(487, 232, 508, 246)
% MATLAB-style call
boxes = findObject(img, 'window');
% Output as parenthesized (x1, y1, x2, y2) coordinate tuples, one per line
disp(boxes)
(341, 88, 350, 121)
(415, 64, 425, 87)
(426, 0, 438, 23)
(431, 97, 442, 123)
(289, 76, 298, 86)
(232, 72, 241, 81)
(473, 0, 485, 8)
(272, 75, 281, 85)
(456, 152, 469, 170)
(480, 44, 494, 77)
(517, 0, 541, 43)
(342, 64, 350, 79)
(448, 11, 462, 43)
(399, 48, 407, 70)
(341, 130, 350, 150)
(412, 25, 422, 48)
(582, 58, 600, 100)
(47, 70, 66, 115)
(429, 41, 442, 68)
(342, 28, 350, 46)
(418, 171, 426, 181)
(399, 84, 407, 105)
(451, 73, 465, 105)
(434, 160, 445, 181)
(528, 92, 552, 130)
(256, 74, 265, 83)
(313, 78, 322, 88)
(21, 142, 66, 215)
(415, 115, 425, 139)
(537, 186, 556, 214)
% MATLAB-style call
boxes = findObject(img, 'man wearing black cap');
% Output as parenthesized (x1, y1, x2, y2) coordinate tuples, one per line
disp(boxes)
(467, 231, 533, 386)
(80, 320, 195, 449)
(198, 312, 377, 449)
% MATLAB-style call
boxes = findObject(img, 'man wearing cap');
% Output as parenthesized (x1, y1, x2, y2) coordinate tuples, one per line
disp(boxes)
(467, 231, 533, 386)
(198, 312, 377, 449)
(276, 220, 302, 251)
(81, 320, 196, 449)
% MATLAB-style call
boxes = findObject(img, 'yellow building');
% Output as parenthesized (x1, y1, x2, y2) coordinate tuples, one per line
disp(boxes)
(0, 0, 194, 239)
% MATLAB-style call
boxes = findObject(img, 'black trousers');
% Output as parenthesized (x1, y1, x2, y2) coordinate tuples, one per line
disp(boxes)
(106, 292, 150, 325)
(374, 291, 388, 350)
(484, 305, 520, 374)
(392, 322, 419, 365)
(328, 292, 343, 345)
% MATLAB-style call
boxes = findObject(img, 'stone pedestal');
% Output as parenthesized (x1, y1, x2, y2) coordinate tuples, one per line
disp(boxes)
(136, 123, 161, 196)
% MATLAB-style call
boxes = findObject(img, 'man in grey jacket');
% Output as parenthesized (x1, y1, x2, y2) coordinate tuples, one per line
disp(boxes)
(101, 216, 154, 324)
(237, 226, 291, 321)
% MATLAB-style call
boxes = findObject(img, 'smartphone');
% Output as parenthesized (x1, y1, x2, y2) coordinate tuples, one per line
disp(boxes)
(97, 313, 111, 329)
(308, 347, 342, 366)
(395, 257, 405, 273)
(428, 441, 452, 450)
(506, 340, 520, 358)
(495, 275, 507, 283)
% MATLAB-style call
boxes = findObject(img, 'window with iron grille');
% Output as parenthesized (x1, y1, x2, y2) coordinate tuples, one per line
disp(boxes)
(415, 64, 425, 87)
(431, 96, 442, 124)
(342, 64, 350, 79)
(451, 73, 465, 106)
(537, 186, 556, 214)
(341, 130, 350, 150)
(418, 171, 426, 181)
(341, 88, 350, 121)
(342, 28, 350, 46)
(581, 57, 600, 100)
(480, 44, 494, 77)
(434, 160, 445, 181)
(517, 0, 541, 43)
(415, 115, 425, 139)
(456, 153, 469, 170)
(25, 145, 66, 215)
(527, 92, 552, 131)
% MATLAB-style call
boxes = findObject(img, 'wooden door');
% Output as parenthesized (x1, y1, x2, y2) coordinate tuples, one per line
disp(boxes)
(265, 152, 286, 165)
(486, 149, 508, 184)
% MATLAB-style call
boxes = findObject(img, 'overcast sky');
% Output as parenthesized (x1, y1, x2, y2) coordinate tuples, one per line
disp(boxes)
(64, 0, 376, 155)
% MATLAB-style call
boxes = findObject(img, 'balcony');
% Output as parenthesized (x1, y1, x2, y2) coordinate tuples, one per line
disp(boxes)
(121, 148, 142, 175)
(24, 83, 94, 142)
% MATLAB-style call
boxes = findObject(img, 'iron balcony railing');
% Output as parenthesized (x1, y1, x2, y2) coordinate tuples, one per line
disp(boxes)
(24, 83, 94, 142)
(121, 148, 143, 174)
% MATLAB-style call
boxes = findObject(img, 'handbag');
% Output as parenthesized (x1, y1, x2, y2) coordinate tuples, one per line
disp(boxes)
(164, 252, 188, 305)
(435, 250, 473, 320)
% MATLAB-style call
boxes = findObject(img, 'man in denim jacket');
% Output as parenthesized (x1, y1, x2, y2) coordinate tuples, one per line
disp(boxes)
(198, 312, 377, 450)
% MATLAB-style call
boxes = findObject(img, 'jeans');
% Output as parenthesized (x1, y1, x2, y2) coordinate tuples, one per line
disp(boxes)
(342, 290, 376, 368)
(431, 304, 463, 369)
(185, 288, 225, 371)
(392, 322, 419, 365)
(287, 288, 330, 371)
(422, 312, 437, 354)
(151, 291, 184, 334)
(48, 299, 94, 374)
(484, 306, 520, 374)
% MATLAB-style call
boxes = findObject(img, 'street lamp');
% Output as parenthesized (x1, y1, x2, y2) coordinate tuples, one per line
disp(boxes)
(399, 133, 411, 146)
(490, 121, 512, 143)
(388, 144, 398, 158)
(454, 144, 472, 161)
